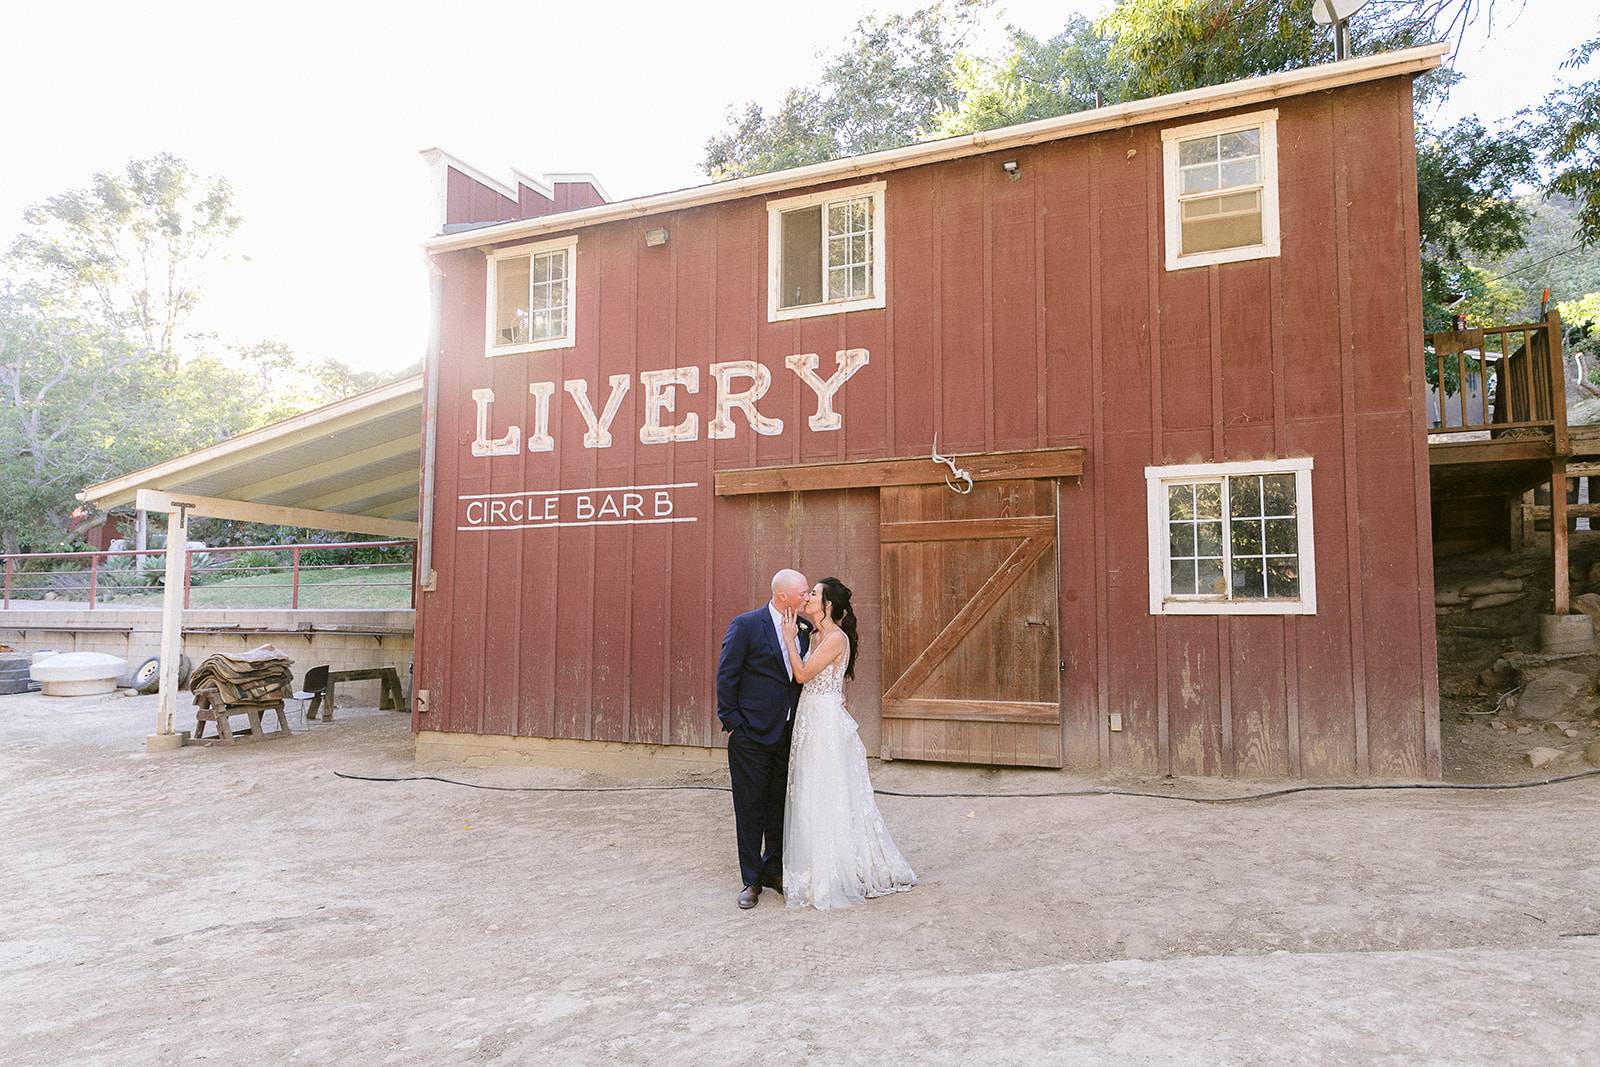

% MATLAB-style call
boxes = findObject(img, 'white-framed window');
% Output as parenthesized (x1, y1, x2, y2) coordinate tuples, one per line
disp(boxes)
(1145, 457, 1316, 616)
(484, 235, 577, 356)
(1161, 109, 1280, 271)
(766, 181, 887, 322)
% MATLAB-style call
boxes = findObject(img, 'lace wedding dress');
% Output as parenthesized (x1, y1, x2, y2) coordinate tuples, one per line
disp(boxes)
(783, 638, 917, 910)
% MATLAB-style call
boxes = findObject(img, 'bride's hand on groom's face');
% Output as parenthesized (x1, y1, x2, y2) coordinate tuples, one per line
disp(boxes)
(780, 606, 800, 643)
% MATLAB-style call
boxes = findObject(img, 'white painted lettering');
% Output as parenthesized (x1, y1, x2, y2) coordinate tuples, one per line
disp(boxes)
(508, 498, 525, 522)
(527, 381, 555, 452)
(564, 375, 632, 449)
(466, 500, 486, 524)
(543, 495, 559, 519)
(597, 495, 621, 519)
(654, 491, 674, 517)
(489, 499, 508, 524)
(470, 388, 521, 457)
(707, 360, 783, 440)
(638, 367, 700, 444)
(576, 495, 595, 520)
(786, 349, 870, 431)
(623, 493, 644, 517)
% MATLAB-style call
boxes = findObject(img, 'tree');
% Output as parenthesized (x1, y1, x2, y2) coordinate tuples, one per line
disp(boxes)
(1, 156, 411, 551)
(8, 153, 241, 370)
(937, 15, 1129, 136)
(704, 1, 986, 179)
(1533, 32, 1600, 248)
(1415, 116, 1538, 330)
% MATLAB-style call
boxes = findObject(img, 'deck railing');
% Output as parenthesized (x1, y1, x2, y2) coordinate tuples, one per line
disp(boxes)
(0, 540, 417, 611)
(1426, 311, 1568, 455)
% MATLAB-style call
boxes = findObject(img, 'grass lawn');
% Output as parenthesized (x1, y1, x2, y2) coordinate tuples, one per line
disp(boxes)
(101, 564, 412, 610)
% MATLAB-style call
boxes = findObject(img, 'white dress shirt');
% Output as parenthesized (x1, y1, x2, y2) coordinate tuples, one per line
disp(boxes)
(767, 601, 793, 680)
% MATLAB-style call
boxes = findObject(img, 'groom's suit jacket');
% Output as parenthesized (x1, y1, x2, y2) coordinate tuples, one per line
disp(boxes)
(716, 606, 810, 746)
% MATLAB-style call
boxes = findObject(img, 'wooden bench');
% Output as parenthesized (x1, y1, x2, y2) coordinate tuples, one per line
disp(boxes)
(193, 687, 291, 743)
(306, 666, 407, 722)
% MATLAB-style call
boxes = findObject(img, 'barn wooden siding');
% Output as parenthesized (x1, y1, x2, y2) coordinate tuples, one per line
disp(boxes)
(417, 73, 1439, 779)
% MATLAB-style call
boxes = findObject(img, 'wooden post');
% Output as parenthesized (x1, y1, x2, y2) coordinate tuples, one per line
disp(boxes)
(1553, 458, 1570, 615)
(150, 506, 188, 750)
(134, 508, 148, 554)
(290, 546, 301, 610)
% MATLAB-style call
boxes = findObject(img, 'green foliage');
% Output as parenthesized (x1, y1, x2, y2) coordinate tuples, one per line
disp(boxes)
(1, 156, 415, 552)
(1416, 116, 1538, 330)
(703, 1, 986, 180)
(1532, 32, 1600, 249)
(937, 16, 1128, 136)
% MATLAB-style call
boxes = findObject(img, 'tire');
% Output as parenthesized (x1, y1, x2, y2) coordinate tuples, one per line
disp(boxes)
(123, 654, 195, 694)
(128, 656, 162, 695)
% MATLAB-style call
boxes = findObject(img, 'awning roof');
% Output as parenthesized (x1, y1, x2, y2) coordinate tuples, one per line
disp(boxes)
(79, 375, 422, 537)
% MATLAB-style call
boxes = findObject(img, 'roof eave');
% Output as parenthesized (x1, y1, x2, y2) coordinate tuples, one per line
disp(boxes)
(422, 43, 1448, 256)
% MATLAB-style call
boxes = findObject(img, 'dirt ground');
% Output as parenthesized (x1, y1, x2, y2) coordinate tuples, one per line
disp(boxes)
(4, 691, 1600, 1066)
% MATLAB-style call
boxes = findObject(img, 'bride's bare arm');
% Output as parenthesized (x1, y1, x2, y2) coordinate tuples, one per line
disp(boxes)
(784, 623, 846, 685)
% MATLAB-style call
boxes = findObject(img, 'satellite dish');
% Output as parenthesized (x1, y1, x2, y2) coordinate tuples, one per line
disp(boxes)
(1312, 0, 1370, 26)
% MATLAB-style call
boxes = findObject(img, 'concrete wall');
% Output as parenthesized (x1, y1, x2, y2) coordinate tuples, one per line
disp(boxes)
(0, 609, 414, 707)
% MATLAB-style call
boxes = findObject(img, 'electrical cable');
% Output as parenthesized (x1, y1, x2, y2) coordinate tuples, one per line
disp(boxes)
(334, 766, 1600, 804)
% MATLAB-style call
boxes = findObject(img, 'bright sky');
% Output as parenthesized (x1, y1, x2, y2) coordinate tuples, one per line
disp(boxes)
(0, 0, 1591, 374)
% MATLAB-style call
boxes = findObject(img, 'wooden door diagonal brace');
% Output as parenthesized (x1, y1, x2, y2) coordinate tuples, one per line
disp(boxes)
(883, 532, 1053, 702)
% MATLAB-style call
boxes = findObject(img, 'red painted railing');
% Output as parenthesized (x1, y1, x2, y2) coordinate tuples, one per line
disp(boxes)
(0, 540, 417, 611)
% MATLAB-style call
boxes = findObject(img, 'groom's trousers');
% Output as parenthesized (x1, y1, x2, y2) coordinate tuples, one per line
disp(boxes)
(727, 724, 791, 887)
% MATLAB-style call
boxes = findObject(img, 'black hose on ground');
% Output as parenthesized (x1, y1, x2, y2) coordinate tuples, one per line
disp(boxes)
(333, 767, 1600, 804)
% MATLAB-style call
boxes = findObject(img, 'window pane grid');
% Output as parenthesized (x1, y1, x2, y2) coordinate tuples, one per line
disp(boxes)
(528, 250, 569, 342)
(1174, 125, 1266, 257)
(824, 195, 873, 301)
(1164, 472, 1299, 603)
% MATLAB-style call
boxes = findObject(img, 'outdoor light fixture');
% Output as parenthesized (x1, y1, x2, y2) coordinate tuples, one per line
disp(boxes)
(1001, 159, 1020, 180)
(644, 227, 669, 247)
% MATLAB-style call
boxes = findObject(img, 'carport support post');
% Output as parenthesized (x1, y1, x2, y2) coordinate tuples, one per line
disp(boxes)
(147, 505, 188, 752)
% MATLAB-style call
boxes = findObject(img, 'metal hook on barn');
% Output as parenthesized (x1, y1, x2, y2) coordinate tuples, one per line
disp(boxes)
(931, 435, 973, 495)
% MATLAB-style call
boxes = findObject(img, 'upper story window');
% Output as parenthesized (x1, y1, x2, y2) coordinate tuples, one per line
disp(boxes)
(1161, 110, 1280, 271)
(485, 236, 577, 356)
(767, 181, 887, 322)
(1144, 457, 1316, 616)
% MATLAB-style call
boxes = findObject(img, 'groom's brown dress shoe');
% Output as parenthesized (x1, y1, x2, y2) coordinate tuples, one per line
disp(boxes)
(738, 884, 760, 910)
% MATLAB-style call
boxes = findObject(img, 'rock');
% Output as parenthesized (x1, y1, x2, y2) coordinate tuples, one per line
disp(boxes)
(1436, 589, 1465, 606)
(1516, 726, 1534, 735)
(1589, 560, 1600, 587)
(1470, 591, 1526, 610)
(1491, 720, 1509, 731)
(1526, 746, 1564, 770)
(1462, 577, 1525, 597)
(1480, 667, 1514, 689)
(1436, 606, 1462, 617)
(1574, 594, 1600, 627)
(1504, 560, 1541, 578)
(1566, 729, 1581, 738)
(1586, 740, 1600, 768)
(1515, 669, 1594, 721)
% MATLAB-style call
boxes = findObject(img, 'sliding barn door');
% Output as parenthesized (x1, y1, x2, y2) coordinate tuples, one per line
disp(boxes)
(879, 479, 1063, 767)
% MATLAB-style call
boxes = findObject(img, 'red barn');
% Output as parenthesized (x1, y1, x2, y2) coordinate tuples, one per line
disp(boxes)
(413, 44, 1448, 779)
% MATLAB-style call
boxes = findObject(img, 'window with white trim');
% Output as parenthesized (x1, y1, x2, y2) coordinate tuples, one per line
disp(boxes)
(485, 236, 577, 356)
(1161, 110, 1280, 271)
(767, 181, 887, 322)
(1145, 458, 1316, 615)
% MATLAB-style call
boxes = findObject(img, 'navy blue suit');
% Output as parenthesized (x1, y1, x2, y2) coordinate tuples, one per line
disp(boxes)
(717, 605, 809, 888)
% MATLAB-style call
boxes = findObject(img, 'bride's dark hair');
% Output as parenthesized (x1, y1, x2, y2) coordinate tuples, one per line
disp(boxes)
(817, 577, 859, 680)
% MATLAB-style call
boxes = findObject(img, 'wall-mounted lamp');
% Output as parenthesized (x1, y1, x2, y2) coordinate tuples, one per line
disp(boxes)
(644, 227, 669, 247)
(1001, 159, 1021, 181)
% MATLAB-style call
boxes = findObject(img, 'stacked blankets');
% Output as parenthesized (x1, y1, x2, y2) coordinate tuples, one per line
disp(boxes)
(189, 645, 294, 705)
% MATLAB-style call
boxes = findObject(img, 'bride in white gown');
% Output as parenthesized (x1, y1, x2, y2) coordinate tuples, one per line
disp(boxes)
(778, 577, 917, 911)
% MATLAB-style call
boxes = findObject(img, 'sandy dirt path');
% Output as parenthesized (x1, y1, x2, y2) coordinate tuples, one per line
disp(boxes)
(3, 691, 1598, 1065)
